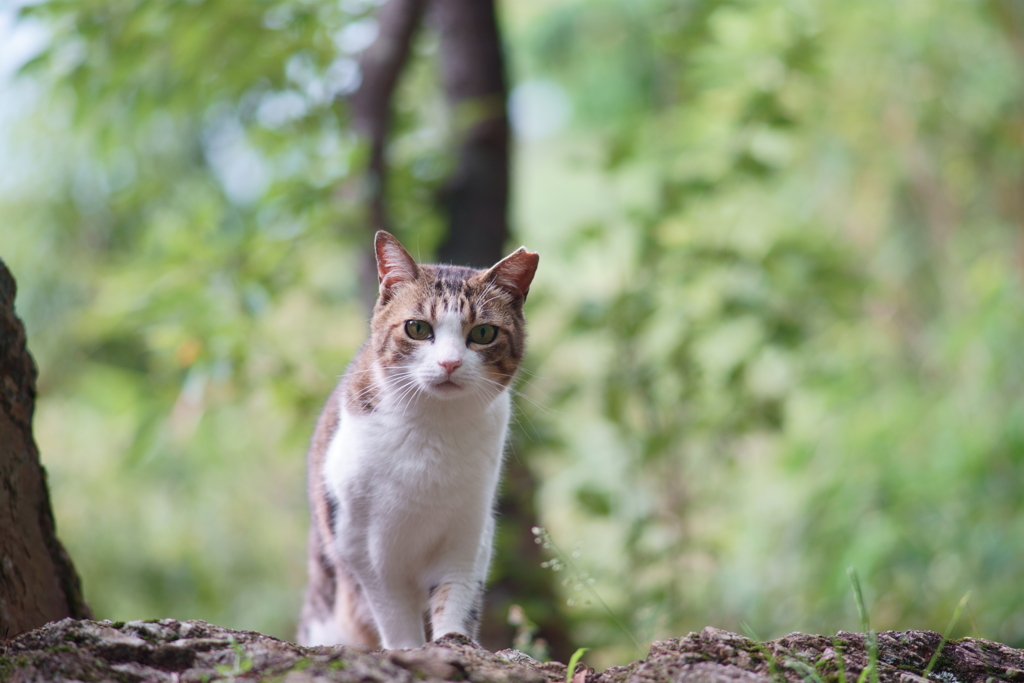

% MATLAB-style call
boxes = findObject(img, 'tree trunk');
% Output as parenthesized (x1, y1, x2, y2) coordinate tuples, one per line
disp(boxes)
(429, 0, 511, 268)
(350, 0, 428, 239)
(0, 258, 91, 640)
(347, 0, 428, 309)
(427, 0, 572, 660)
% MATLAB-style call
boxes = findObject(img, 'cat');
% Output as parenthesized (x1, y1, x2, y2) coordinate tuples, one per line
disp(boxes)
(297, 230, 539, 650)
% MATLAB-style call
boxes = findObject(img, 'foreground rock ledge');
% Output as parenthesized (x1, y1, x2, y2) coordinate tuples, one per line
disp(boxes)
(2, 619, 1023, 683)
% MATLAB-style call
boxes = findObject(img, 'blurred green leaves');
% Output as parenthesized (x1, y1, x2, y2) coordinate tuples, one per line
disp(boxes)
(511, 0, 1024, 664)
(2, 0, 385, 638)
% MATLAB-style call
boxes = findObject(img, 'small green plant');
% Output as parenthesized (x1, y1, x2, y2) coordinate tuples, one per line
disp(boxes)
(214, 638, 254, 681)
(741, 622, 788, 683)
(564, 647, 590, 683)
(785, 658, 827, 683)
(831, 637, 848, 683)
(923, 591, 970, 677)
(847, 568, 878, 683)
(508, 604, 550, 661)
(533, 526, 644, 655)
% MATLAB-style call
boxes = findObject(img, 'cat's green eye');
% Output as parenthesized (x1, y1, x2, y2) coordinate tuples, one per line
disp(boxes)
(405, 320, 433, 340)
(468, 324, 498, 345)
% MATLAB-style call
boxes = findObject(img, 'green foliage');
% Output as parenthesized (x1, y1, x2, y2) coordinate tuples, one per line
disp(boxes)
(512, 0, 1024, 664)
(3, 0, 1024, 666)
(3, 0, 384, 638)
(2, 0, 453, 639)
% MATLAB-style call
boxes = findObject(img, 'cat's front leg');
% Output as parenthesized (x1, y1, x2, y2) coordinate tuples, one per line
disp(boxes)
(429, 518, 493, 641)
(428, 575, 485, 641)
(359, 577, 427, 649)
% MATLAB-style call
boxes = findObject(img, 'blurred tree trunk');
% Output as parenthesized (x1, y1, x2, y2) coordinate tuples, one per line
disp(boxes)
(987, 0, 1024, 275)
(343, 0, 572, 659)
(0, 259, 91, 639)
(428, 0, 571, 661)
(349, 0, 427, 308)
(429, 0, 510, 268)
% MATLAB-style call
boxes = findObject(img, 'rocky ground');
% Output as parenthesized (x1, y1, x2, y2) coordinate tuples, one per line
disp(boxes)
(3, 618, 1023, 683)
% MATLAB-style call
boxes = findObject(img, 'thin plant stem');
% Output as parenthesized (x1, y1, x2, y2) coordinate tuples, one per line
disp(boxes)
(785, 658, 826, 683)
(847, 568, 870, 633)
(741, 622, 786, 683)
(832, 637, 848, 683)
(534, 527, 645, 655)
(847, 568, 878, 683)
(924, 592, 971, 677)
(564, 647, 590, 683)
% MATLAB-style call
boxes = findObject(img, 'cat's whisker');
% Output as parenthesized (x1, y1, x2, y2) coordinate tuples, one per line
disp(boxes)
(392, 380, 423, 421)
(352, 375, 389, 401)
(475, 281, 508, 311)
(479, 292, 505, 309)
(496, 370, 554, 401)
(504, 375, 559, 408)
(479, 375, 560, 416)
(344, 369, 379, 380)
(382, 375, 417, 403)
(475, 378, 544, 438)
(473, 377, 546, 441)
(379, 370, 422, 418)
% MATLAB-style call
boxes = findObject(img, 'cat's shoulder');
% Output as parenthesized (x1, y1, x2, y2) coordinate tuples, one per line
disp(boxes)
(339, 343, 381, 416)
(307, 378, 343, 475)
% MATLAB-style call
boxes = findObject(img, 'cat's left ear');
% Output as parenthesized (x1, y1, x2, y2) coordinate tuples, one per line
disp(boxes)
(375, 231, 420, 302)
(483, 247, 539, 301)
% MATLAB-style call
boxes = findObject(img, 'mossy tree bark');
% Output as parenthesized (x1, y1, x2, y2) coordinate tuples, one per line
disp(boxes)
(0, 259, 91, 639)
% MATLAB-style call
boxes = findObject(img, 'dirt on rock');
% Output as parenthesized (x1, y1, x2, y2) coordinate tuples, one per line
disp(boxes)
(3, 618, 1024, 683)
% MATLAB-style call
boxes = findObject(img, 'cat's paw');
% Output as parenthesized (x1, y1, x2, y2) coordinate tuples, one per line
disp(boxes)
(432, 632, 483, 649)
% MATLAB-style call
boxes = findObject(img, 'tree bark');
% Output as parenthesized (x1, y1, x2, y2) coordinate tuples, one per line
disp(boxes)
(426, 1, 572, 660)
(350, 0, 428, 237)
(429, 0, 511, 268)
(348, 0, 428, 307)
(0, 258, 91, 640)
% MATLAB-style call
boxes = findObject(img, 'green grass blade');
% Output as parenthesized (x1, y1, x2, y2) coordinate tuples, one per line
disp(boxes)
(924, 591, 971, 677)
(847, 570, 878, 683)
(847, 568, 870, 633)
(564, 647, 590, 683)
(832, 638, 848, 683)
(785, 658, 826, 683)
(741, 623, 785, 683)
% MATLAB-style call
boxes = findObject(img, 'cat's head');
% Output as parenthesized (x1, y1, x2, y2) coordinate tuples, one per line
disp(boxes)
(368, 231, 538, 403)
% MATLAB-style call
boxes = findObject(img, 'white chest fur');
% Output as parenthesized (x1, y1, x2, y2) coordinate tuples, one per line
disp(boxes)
(320, 388, 510, 648)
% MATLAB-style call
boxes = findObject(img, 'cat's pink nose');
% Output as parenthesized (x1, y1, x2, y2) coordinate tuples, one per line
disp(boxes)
(438, 359, 461, 375)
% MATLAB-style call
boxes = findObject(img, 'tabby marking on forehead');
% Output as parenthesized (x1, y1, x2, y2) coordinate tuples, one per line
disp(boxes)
(338, 262, 530, 416)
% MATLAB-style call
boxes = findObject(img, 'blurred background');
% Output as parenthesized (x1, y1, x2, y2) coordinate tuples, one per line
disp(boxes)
(2, 0, 1024, 668)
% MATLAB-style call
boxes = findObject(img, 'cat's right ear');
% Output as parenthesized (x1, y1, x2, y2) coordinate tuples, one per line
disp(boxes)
(375, 231, 420, 302)
(482, 247, 540, 301)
